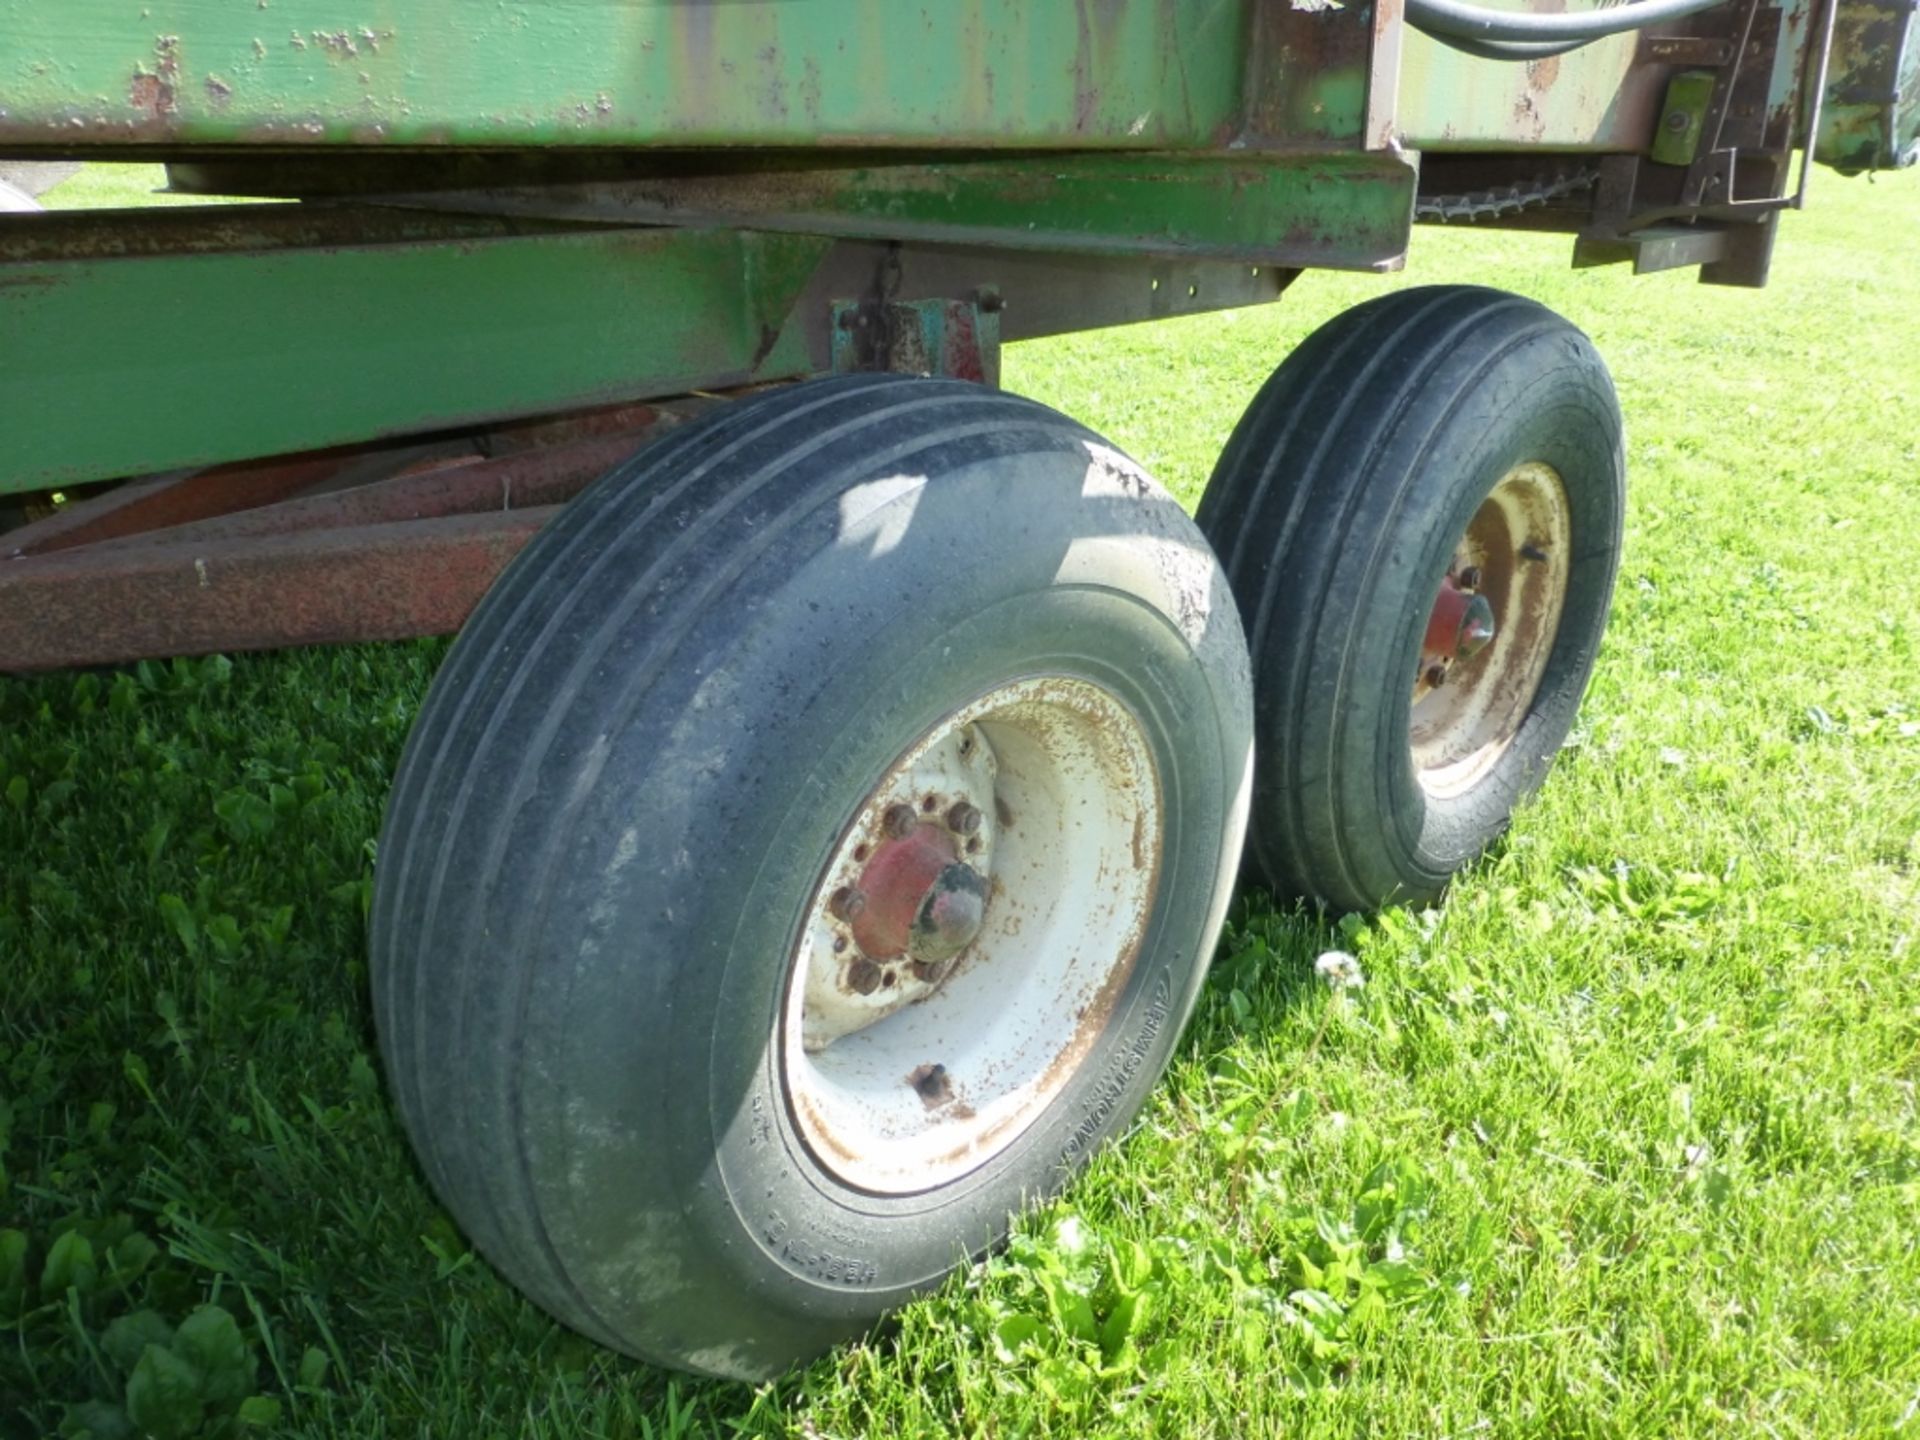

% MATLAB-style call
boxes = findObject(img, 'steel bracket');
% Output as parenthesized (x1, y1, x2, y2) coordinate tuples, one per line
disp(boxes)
(830, 292, 1003, 387)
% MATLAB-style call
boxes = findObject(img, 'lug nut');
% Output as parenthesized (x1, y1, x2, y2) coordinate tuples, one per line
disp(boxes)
(945, 801, 983, 836)
(1424, 663, 1450, 689)
(1456, 565, 1482, 591)
(847, 958, 883, 995)
(883, 803, 917, 838)
(828, 886, 866, 921)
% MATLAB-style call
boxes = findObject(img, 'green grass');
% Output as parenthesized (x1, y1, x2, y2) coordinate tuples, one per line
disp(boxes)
(5, 168, 1919, 1439)
(37, 164, 268, 211)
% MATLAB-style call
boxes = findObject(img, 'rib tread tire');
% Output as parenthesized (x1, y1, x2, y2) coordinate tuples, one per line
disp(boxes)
(1197, 285, 1625, 911)
(370, 374, 1252, 1375)
(374, 376, 1039, 1344)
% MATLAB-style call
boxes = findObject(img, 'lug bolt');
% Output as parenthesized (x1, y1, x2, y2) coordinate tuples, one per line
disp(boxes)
(945, 801, 983, 836)
(828, 886, 866, 921)
(1456, 565, 1483, 591)
(847, 958, 883, 995)
(883, 803, 917, 838)
(1424, 663, 1450, 689)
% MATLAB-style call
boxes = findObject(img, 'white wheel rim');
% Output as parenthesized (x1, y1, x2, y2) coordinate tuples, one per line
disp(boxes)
(780, 676, 1163, 1196)
(1411, 461, 1573, 799)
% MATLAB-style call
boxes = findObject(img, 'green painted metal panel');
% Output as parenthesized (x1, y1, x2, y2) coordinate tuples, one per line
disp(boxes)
(1398, 30, 1662, 150)
(0, 217, 829, 493)
(0, 0, 1248, 151)
(1397, 0, 1820, 153)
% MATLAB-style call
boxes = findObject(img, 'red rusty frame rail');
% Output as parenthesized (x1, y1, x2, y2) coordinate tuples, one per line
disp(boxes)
(0, 399, 696, 673)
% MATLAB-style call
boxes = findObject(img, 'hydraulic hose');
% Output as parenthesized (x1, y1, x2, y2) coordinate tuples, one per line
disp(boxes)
(1407, 0, 1730, 48)
(1437, 34, 1595, 59)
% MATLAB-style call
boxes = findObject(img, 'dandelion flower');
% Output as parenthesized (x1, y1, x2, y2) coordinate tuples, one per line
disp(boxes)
(1313, 950, 1365, 991)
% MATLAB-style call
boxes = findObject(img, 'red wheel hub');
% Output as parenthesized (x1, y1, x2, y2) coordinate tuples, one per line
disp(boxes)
(847, 821, 987, 964)
(1422, 575, 1497, 682)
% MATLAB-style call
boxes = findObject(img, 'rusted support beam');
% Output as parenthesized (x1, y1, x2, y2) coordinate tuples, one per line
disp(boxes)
(105, 433, 642, 549)
(1, 446, 450, 558)
(0, 509, 556, 672)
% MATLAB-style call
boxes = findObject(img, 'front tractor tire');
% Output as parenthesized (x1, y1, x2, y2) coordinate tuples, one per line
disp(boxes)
(369, 375, 1252, 1379)
(1199, 285, 1626, 912)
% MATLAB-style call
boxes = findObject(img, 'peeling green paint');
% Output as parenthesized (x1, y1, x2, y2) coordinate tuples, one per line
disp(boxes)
(1816, 0, 1920, 170)
(0, 0, 1249, 150)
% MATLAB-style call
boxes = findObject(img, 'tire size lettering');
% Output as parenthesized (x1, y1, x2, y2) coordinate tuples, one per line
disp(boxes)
(1061, 971, 1171, 1162)
(762, 1210, 878, 1287)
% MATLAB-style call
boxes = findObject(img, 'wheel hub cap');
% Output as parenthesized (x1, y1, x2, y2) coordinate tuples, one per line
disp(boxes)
(845, 822, 988, 968)
(1422, 578, 1498, 675)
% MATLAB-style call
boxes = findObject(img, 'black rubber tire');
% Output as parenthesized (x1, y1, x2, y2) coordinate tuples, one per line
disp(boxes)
(1196, 285, 1624, 911)
(370, 374, 1252, 1380)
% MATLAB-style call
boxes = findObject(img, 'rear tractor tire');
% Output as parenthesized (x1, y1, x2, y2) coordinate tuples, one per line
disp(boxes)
(1198, 285, 1626, 911)
(370, 375, 1253, 1379)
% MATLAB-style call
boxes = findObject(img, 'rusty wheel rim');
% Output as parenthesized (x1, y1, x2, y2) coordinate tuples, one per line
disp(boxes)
(780, 676, 1163, 1196)
(1410, 461, 1572, 799)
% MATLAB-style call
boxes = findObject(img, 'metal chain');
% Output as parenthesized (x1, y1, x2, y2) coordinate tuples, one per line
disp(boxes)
(1415, 168, 1602, 223)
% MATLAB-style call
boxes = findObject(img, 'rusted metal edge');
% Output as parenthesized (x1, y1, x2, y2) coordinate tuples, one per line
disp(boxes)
(98, 431, 649, 551)
(2, 438, 479, 558)
(0, 508, 557, 672)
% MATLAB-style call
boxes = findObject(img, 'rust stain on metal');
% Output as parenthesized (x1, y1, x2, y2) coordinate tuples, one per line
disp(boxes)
(0, 397, 701, 669)
(0, 509, 555, 673)
(109, 432, 650, 550)
(127, 34, 184, 121)
(790, 1091, 860, 1167)
(5, 450, 366, 559)
(129, 72, 175, 117)
(906, 1063, 954, 1108)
